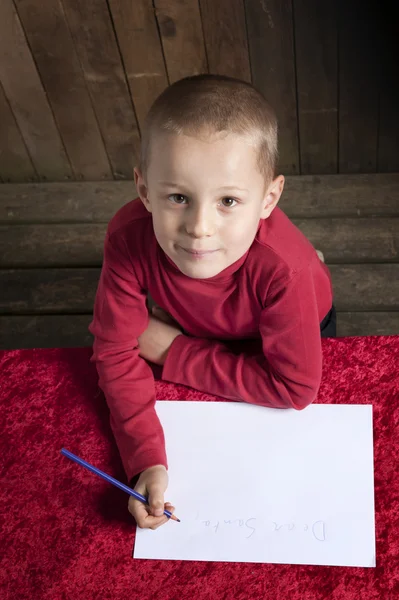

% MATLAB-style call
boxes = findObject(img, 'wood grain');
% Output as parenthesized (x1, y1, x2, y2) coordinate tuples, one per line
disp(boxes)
(293, 218, 399, 264)
(0, 0, 71, 180)
(0, 224, 107, 267)
(377, 1, 399, 172)
(200, 0, 251, 81)
(155, 0, 207, 83)
(0, 315, 93, 349)
(337, 312, 399, 337)
(62, 0, 140, 178)
(0, 268, 99, 313)
(245, 0, 299, 175)
(1, 218, 397, 267)
(293, 0, 338, 174)
(1, 264, 397, 314)
(0, 175, 398, 222)
(13, 0, 113, 181)
(0, 82, 36, 182)
(108, 0, 169, 129)
(338, 0, 379, 172)
(0, 311, 397, 349)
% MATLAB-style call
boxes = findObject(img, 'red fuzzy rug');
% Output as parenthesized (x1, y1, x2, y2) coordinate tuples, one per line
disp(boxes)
(1, 336, 399, 600)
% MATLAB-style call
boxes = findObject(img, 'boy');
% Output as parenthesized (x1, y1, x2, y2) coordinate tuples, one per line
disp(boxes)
(89, 75, 335, 531)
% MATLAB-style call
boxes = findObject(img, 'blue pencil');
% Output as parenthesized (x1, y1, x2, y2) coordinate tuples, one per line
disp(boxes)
(60, 448, 180, 522)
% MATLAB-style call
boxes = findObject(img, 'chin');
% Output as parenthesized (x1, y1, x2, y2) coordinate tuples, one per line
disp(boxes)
(176, 262, 222, 279)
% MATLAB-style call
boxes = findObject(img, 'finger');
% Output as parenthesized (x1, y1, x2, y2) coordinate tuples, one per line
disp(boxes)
(147, 484, 165, 517)
(129, 500, 168, 529)
(164, 502, 175, 514)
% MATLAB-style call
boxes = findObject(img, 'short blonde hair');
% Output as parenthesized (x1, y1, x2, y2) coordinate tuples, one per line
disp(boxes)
(140, 74, 278, 182)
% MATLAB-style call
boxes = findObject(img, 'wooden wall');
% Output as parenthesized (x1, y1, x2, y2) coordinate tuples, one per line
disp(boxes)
(1, 0, 398, 183)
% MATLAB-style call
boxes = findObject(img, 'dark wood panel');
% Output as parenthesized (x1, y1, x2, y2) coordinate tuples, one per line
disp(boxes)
(14, 0, 112, 181)
(62, 0, 140, 178)
(245, 0, 299, 175)
(0, 82, 36, 182)
(338, 0, 379, 172)
(1, 175, 397, 222)
(337, 312, 399, 337)
(0, 0, 71, 180)
(0, 315, 93, 349)
(0, 268, 100, 314)
(377, 1, 399, 172)
(200, 0, 251, 82)
(0, 220, 397, 267)
(1, 264, 397, 314)
(0, 181, 134, 222)
(0, 224, 107, 267)
(0, 311, 397, 350)
(108, 0, 169, 130)
(293, 218, 399, 263)
(155, 0, 207, 83)
(329, 264, 399, 311)
(281, 174, 399, 218)
(293, 0, 338, 174)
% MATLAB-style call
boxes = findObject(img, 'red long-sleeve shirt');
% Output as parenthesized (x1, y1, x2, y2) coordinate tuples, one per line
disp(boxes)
(89, 199, 333, 482)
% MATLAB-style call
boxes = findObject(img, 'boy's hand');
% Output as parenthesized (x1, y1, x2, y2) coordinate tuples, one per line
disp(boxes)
(128, 465, 175, 529)
(138, 306, 183, 365)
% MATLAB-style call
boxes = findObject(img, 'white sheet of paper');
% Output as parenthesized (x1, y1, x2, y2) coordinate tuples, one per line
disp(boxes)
(134, 402, 375, 567)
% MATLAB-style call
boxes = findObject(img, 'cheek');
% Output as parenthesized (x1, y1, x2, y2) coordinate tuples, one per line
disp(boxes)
(222, 215, 259, 244)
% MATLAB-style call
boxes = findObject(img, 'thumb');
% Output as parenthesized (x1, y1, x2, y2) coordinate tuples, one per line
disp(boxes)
(147, 485, 165, 517)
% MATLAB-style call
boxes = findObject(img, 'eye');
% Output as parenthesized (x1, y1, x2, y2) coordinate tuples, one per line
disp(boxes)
(221, 197, 237, 208)
(169, 194, 188, 204)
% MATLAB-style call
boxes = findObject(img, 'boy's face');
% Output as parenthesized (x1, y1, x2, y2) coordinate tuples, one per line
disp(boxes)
(135, 131, 284, 279)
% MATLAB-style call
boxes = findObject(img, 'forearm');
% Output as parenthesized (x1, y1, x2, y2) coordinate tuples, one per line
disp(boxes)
(92, 339, 167, 482)
(162, 335, 320, 410)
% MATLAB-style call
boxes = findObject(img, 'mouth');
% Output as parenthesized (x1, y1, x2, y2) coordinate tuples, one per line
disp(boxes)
(179, 246, 219, 257)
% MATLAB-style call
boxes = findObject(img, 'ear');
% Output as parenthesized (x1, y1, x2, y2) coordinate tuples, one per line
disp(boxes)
(260, 175, 285, 219)
(134, 167, 152, 213)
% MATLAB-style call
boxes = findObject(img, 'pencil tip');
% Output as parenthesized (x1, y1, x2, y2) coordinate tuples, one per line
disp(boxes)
(176, 518, 181, 522)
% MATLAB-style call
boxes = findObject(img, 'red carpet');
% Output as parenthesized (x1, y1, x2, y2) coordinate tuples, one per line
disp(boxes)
(1, 336, 399, 600)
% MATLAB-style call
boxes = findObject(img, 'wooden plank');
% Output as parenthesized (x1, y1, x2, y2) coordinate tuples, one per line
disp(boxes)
(0, 223, 398, 270)
(3, 217, 395, 267)
(337, 313, 399, 337)
(108, 0, 169, 129)
(245, 0, 299, 175)
(1, 175, 398, 222)
(0, 268, 100, 314)
(62, 0, 141, 178)
(200, 0, 251, 82)
(0, 82, 37, 182)
(0, 311, 397, 350)
(0, 315, 93, 349)
(0, 224, 107, 267)
(293, 218, 399, 264)
(280, 174, 399, 218)
(377, 3, 399, 172)
(13, 0, 113, 181)
(1, 264, 398, 314)
(293, 0, 338, 174)
(0, 0, 71, 180)
(155, 0, 207, 83)
(329, 264, 399, 311)
(338, 0, 379, 172)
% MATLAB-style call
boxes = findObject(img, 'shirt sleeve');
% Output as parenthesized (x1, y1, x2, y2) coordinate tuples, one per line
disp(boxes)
(89, 232, 167, 482)
(162, 267, 322, 409)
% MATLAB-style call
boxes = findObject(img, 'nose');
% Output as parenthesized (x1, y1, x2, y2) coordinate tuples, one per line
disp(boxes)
(184, 204, 215, 238)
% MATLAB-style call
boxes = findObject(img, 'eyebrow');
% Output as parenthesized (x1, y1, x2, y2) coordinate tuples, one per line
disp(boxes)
(158, 182, 249, 193)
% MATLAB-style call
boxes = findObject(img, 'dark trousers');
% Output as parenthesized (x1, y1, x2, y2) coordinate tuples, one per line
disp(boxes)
(320, 305, 337, 338)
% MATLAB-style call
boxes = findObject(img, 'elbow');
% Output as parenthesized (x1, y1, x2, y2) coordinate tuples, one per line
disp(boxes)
(288, 375, 321, 410)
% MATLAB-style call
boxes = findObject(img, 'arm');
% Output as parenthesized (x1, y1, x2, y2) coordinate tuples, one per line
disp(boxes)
(89, 232, 167, 482)
(162, 268, 323, 410)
